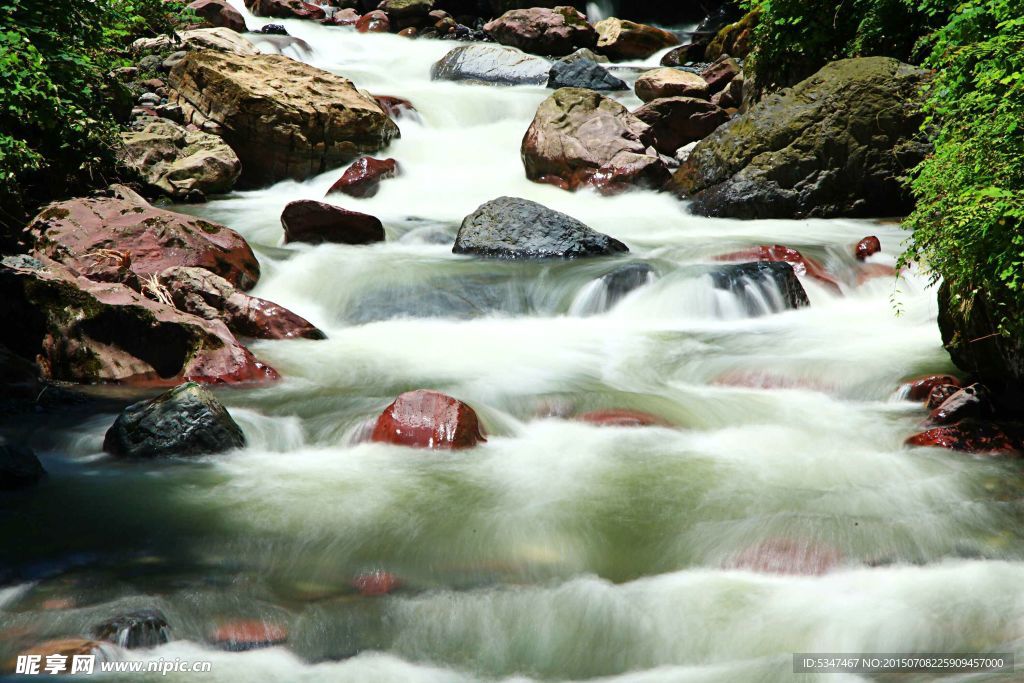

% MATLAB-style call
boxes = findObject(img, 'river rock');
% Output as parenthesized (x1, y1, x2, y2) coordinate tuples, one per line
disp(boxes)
(103, 383, 246, 458)
(245, 0, 325, 20)
(633, 97, 728, 155)
(713, 244, 840, 293)
(594, 18, 679, 61)
(131, 27, 258, 56)
(356, 9, 391, 31)
(906, 421, 1023, 457)
(704, 9, 757, 61)
(188, 0, 247, 32)
(576, 409, 669, 427)
(710, 76, 743, 109)
(660, 43, 705, 67)
(453, 196, 627, 259)
(371, 390, 486, 449)
(159, 266, 325, 340)
(728, 538, 841, 575)
(27, 194, 259, 290)
(0, 443, 46, 490)
(673, 57, 930, 218)
(92, 610, 171, 649)
(327, 8, 361, 25)
(904, 374, 962, 402)
(373, 95, 418, 120)
(700, 54, 741, 95)
(15, 640, 112, 673)
(379, 0, 434, 25)
(709, 261, 810, 314)
(926, 384, 961, 410)
(484, 6, 596, 57)
(521, 87, 669, 193)
(634, 68, 708, 102)
(560, 47, 608, 64)
(327, 157, 399, 198)
(929, 384, 994, 425)
(352, 570, 401, 596)
(430, 44, 551, 86)
(118, 118, 241, 199)
(855, 236, 881, 260)
(547, 58, 626, 90)
(0, 255, 277, 385)
(210, 621, 287, 651)
(937, 284, 1024, 394)
(281, 200, 385, 245)
(168, 51, 399, 186)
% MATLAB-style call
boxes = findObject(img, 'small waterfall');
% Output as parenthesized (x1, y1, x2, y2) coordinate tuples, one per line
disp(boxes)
(586, 0, 616, 23)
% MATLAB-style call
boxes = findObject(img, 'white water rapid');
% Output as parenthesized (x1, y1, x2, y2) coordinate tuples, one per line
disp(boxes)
(3, 7, 1024, 683)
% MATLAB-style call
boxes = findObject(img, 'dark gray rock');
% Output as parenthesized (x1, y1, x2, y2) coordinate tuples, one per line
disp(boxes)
(600, 262, 654, 305)
(102, 382, 245, 459)
(430, 44, 550, 86)
(548, 58, 626, 91)
(93, 610, 171, 649)
(709, 261, 810, 316)
(453, 196, 627, 259)
(0, 443, 46, 490)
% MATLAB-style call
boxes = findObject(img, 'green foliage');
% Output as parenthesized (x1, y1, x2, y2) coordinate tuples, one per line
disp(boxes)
(0, 0, 187, 242)
(902, 0, 1024, 335)
(742, 0, 953, 89)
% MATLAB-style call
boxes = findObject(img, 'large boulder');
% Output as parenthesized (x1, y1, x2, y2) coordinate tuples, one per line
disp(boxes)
(131, 27, 258, 56)
(547, 58, 626, 91)
(594, 18, 679, 61)
(103, 382, 246, 458)
(634, 67, 708, 102)
(521, 87, 670, 193)
(633, 97, 729, 155)
(118, 118, 241, 199)
(483, 6, 596, 57)
(0, 255, 277, 385)
(453, 196, 627, 259)
(371, 390, 486, 450)
(168, 51, 399, 186)
(245, 0, 326, 20)
(0, 443, 46, 490)
(188, 0, 247, 32)
(281, 200, 385, 245)
(430, 44, 551, 86)
(158, 266, 325, 340)
(27, 194, 259, 290)
(673, 57, 930, 218)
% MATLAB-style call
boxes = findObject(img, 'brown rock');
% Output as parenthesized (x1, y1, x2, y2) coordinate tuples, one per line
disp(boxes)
(928, 383, 993, 425)
(575, 409, 669, 427)
(188, 0, 247, 31)
(370, 390, 486, 449)
(245, 0, 325, 20)
(210, 621, 288, 651)
(633, 96, 729, 155)
(904, 374, 961, 401)
(700, 55, 741, 95)
(356, 9, 391, 32)
(634, 68, 708, 102)
(351, 570, 401, 596)
(594, 17, 679, 61)
(373, 95, 418, 120)
(855, 236, 881, 260)
(926, 383, 961, 410)
(327, 157, 399, 198)
(281, 200, 385, 245)
(906, 421, 1023, 457)
(328, 7, 360, 25)
(483, 6, 597, 57)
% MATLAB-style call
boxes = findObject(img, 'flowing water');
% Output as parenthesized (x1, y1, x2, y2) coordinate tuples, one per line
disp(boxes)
(3, 8, 1024, 682)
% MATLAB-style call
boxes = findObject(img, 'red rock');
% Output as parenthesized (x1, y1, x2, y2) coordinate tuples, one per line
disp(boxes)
(926, 383, 961, 410)
(188, 0, 247, 31)
(371, 390, 486, 450)
(903, 374, 961, 401)
(373, 95, 417, 120)
(928, 383, 993, 425)
(327, 157, 399, 198)
(855, 235, 881, 260)
(210, 620, 287, 651)
(352, 570, 401, 596)
(575, 409, 669, 427)
(727, 538, 842, 575)
(905, 421, 1022, 457)
(245, 0, 325, 20)
(328, 7, 360, 25)
(397, 26, 418, 37)
(483, 6, 597, 57)
(281, 200, 385, 245)
(713, 245, 841, 293)
(854, 262, 898, 285)
(633, 96, 729, 155)
(27, 194, 260, 290)
(356, 9, 391, 32)
(699, 55, 741, 95)
(711, 371, 834, 393)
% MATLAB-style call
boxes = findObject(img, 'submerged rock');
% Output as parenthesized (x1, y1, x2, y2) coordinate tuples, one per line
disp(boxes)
(327, 157, 399, 198)
(521, 87, 669, 193)
(210, 620, 288, 651)
(594, 18, 679, 60)
(547, 58, 626, 91)
(484, 6, 597, 57)
(713, 244, 840, 293)
(0, 443, 46, 490)
(92, 610, 171, 649)
(576, 409, 669, 427)
(281, 200, 385, 245)
(351, 570, 401, 596)
(728, 538, 842, 575)
(431, 44, 551, 86)
(103, 382, 246, 458)
(453, 196, 627, 259)
(709, 261, 810, 314)
(371, 390, 486, 450)
(15, 640, 113, 673)
(673, 57, 930, 218)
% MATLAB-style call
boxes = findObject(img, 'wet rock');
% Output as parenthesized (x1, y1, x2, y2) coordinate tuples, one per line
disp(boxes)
(0, 256, 277, 385)
(483, 6, 596, 57)
(673, 57, 930, 218)
(118, 118, 241, 199)
(210, 620, 287, 651)
(27, 194, 259, 290)
(926, 383, 961, 410)
(379, 0, 434, 23)
(245, 0, 326, 20)
(594, 17, 679, 61)
(257, 23, 288, 34)
(588, 262, 654, 311)
(713, 244, 840, 293)
(938, 283, 1024, 394)
(15, 640, 112, 673)
(547, 58, 626, 91)
(103, 383, 246, 458)
(132, 27, 259, 56)
(906, 421, 1023, 457)
(188, 0, 247, 32)
(352, 570, 401, 596)
(326, 157, 399, 198)
(453, 196, 627, 259)
(728, 538, 841, 575)
(633, 97, 729, 155)
(560, 47, 608, 64)
(635, 68, 708, 102)
(356, 9, 391, 31)
(704, 9, 757, 60)
(576, 409, 669, 427)
(281, 200, 385, 245)
(700, 54, 741, 95)
(92, 609, 171, 649)
(660, 43, 705, 66)
(855, 236, 881, 260)
(431, 44, 551, 86)
(521, 87, 669, 193)
(0, 443, 46, 491)
(373, 95, 418, 120)
(167, 51, 399, 186)
(159, 266, 325, 340)
(709, 76, 743, 109)
(904, 374, 962, 402)
(371, 389, 486, 449)
(327, 7, 361, 25)
(929, 384, 994, 425)
(709, 261, 810, 314)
